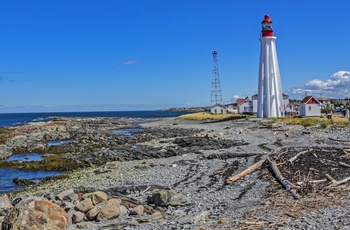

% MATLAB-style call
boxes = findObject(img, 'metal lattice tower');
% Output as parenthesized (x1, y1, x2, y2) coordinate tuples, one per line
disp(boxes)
(211, 50, 222, 104)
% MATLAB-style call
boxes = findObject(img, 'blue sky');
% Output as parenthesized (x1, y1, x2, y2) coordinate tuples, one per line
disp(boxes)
(1, 0, 350, 112)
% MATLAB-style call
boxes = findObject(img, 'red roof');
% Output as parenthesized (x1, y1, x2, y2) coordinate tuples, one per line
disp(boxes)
(236, 97, 248, 105)
(300, 96, 320, 104)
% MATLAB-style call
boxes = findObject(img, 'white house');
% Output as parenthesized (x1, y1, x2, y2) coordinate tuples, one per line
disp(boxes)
(317, 97, 334, 109)
(299, 96, 321, 117)
(252, 93, 289, 114)
(237, 97, 252, 114)
(210, 104, 227, 114)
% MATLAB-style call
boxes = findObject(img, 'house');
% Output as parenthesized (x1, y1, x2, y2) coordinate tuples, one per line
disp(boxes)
(317, 97, 334, 109)
(237, 97, 252, 114)
(299, 96, 321, 117)
(251, 93, 290, 114)
(210, 104, 227, 114)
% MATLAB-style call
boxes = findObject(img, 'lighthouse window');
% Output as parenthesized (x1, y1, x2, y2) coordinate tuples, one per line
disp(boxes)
(262, 24, 272, 30)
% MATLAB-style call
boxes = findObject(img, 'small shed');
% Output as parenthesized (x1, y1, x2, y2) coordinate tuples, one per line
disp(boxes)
(299, 96, 321, 117)
(210, 104, 227, 114)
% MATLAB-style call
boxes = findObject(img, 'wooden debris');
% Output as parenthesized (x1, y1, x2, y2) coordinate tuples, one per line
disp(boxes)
(325, 174, 337, 185)
(339, 162, 350, 168)
(268, 158, 299, 199)
(226, 159, 266, 184)
(332, 176, 350, 186)
(329, 137, 350, 142)
(296, 179, 327, 185)
(288, 148, 312, 164)
(244, 221, 265, 226)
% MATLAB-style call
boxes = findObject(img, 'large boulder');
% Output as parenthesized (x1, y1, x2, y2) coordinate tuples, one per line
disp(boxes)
(2, 197, 72, 230)
(147, 189, 192, 207)
(96, 199, 120, 222)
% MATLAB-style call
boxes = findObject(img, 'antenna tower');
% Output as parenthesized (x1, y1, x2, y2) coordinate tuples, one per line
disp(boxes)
(211, 50, 222, 105)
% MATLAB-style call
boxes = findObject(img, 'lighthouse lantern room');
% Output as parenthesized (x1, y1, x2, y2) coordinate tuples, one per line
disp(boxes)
(261, 14, 273, 37)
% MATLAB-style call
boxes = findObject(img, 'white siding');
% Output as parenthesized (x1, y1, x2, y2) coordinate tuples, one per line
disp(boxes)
(299, 104, 321, 117)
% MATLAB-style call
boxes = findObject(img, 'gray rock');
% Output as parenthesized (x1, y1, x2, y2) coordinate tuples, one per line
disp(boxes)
(147, 189, 192, 207)
(75, 198, 94, 213)
(0, 145, 11, 160)
(71, 211, 84, 224)
(96, 199, 120, 222)
(0, 195, 13, 216)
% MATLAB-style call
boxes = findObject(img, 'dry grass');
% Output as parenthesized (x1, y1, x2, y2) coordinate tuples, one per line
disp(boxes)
(177, 112, 246, 121)
(272, 115, 350, 128)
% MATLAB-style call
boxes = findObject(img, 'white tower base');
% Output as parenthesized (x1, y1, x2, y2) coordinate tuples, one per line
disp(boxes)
(257, 36, 284, 118)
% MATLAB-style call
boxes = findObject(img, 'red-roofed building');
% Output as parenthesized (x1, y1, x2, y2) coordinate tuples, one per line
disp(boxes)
(237, 97, 252, 114)
(299, 96, 321, 117)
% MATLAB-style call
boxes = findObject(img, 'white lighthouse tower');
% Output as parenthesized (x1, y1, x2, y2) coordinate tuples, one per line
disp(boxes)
(257, 14, 284, 118)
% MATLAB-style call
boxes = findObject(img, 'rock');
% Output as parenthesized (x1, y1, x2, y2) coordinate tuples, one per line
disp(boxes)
(0, 195, 13, 216)
(82, 191, 108, 205)
(130, 205, 144, 216)
(56, 188, 74, 201)
(76, 221, 97, 229)
(104, 161, 120, 169)
(137, 211, 163, 223)
(147, 189, 192, 207)
(2, 197, 72, 230)
(119, 205, 128, 216)
(75, 198, 94, 213)
(61, 201, 75, 212)
(86, 206, 101, 220)
(0, 145, 11, 160)
(71, 211, 85, 223)
(96, 199, 120, 222)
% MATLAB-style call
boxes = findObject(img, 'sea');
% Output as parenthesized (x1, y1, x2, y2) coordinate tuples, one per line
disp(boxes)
(0, 110, 189, 194)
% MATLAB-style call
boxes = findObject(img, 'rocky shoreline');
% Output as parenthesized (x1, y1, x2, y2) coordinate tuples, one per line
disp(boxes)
(0, 117, 350, 229)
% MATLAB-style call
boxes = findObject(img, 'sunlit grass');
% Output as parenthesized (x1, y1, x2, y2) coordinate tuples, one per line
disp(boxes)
(177, 112, 246, 121)
(272, 116, 350, 128)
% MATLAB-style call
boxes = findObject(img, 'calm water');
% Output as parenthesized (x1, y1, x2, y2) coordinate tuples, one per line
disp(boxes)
(0, 110, 189, 194)
(0, 111, 189, 127)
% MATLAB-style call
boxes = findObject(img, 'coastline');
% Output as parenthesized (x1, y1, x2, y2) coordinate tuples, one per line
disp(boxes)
(1, 117, 350, 229)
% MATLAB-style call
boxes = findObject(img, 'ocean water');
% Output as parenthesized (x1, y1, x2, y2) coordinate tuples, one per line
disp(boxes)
(0, 110, 189, 194)
(0, 110, 189, 127)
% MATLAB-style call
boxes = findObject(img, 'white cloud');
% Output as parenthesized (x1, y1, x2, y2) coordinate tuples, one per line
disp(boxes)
(233, 95, 240, 99)
(121, 60, 143, 65)
(287, 71, 350, 99)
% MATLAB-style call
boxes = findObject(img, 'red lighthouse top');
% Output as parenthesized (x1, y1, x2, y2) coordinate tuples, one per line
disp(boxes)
(261, 14, 274, 37)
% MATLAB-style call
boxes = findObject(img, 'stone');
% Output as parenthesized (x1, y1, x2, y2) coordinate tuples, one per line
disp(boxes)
(75, 198, 94, 213)
(86, 206, 101, 220)
(130, 205, 144, 216)
(0, 195, 13, 216)
(82, 191, 108, 205)
(147, 189, 192, 207)
(96, 199, 120, 222)
(104, 161, 120, 169)
(2, 197, 72, 230)
(71, 211, 85, 223)
(119, 205, 128, 216)
(56, 188, 74, 201)
(76, 222, 97, 229)
(0, 145, 11, 160)
(61, 201, 75, 212)
(137, 211, 163, 223)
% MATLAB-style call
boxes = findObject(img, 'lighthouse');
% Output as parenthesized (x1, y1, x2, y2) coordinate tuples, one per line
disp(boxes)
(257, 14, 284, 118)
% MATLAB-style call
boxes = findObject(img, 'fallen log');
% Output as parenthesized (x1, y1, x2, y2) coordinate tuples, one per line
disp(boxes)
(296, 179, 327, 185)
(288, 148, 312, 164)
(268, 159, 299, 199)
(226, 159, 266, 184)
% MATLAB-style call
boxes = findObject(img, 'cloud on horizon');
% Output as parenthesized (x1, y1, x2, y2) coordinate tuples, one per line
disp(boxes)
(121, 59, 143, 65)
(287, 71, 350, 99)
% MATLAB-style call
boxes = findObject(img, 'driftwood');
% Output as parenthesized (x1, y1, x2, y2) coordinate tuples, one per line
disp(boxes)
(268, 159, 299, 199)
(296, 179, 327, 185)
(329, 137, 350, 142)
(288, 148, 313, 164)
(325, 173, 337, 185)
(339, 162, 350, 168)
(226, 159, 266, 184)
(329, 176, 350, 187)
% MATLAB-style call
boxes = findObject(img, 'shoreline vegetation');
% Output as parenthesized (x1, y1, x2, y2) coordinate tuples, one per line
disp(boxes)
(0, 114, 349, 229)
